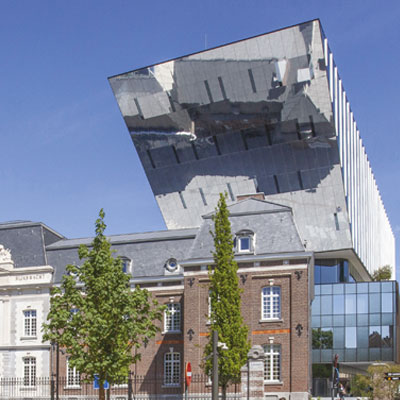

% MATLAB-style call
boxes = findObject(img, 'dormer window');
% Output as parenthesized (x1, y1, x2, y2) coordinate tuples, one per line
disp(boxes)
(120, 257, 132, 274)
(235, 230, 254, 254)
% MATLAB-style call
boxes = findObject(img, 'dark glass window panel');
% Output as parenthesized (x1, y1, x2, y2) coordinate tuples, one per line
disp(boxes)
(333, 327, 344, 349)
(369, 293, 381, 313)
(369, 326, 381, 348)
(382, 313, 393, 325)
(357, 294, 368, 314)
(333, 295, 344, 314)
(339, 260, 349, 282)
(321, 296, 332, 315)
(345, 314, 356, 327)
(312, 296, 320, 315)
(357, 282, 368, 293)
(345, 327, 357, 348)
(381, 326, 393, 348)
(333, 315, 345, 326)
(320, 285, 332, 295)
(381, 292, 393, 313)
(357, 327, 369, 348)
(357, 314, 369, 326)
(319, 266, 338, 284)
(345, 294, 356, 314)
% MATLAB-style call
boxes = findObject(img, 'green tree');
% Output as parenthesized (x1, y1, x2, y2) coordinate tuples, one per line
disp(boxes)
(42, 209, 164, 400)
(204, 193, 250, 399)
(350, 364, 400, 399)
(372, 265, 392, 281)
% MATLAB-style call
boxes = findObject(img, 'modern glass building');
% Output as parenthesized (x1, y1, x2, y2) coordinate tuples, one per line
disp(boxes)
(312, 280, 398, 364)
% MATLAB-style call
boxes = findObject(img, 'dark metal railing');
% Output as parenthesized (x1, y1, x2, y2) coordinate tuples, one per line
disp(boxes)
(0, 374, 240, 400)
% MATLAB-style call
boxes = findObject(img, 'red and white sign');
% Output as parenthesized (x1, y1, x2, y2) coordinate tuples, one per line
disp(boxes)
(185, 362, 192, 387)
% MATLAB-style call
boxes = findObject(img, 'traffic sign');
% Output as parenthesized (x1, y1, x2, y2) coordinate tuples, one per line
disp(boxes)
(386, 372, 400, 377)
(185, 362, 192, 387)
(93, 375, 109, 389)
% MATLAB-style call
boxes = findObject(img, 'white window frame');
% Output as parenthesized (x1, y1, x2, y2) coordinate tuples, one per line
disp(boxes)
(235, 230, 254, 254)
(263, 344, 281, 383)
(164, 303, 181, 333)
(23, 357, 36, 387)
(261, 286, 281, 320)
(23, 309, 37, 337)
(164, 352, 180, 386)
(120, 257, 132, 274)
(67, 358, 81, 388)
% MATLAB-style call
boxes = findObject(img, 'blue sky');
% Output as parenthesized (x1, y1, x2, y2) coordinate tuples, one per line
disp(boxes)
(1, 1, 399, 273)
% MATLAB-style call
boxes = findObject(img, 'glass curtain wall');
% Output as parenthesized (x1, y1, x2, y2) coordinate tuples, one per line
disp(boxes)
(312, 281, 397, 363)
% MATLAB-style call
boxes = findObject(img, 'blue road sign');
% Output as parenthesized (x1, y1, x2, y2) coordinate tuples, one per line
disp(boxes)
(93, 375, 109, 389)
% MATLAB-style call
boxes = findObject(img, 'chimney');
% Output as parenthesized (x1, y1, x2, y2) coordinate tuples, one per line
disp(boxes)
(236, 192, 265, 202)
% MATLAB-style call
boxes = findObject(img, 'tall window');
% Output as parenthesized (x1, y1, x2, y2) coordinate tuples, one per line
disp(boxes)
(164, 352, 180, 386)
(261, 287, 281, 320)
(67, 358, 81, 387)
(23, 310, 37, 337)
(164, 303, 181, 332)
(263, 345, 281, 382)
(23, 357, 36, 386)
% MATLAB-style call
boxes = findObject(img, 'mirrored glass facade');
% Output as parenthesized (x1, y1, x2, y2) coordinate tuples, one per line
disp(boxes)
(109, 19, 395, 277)
(312, 281, 398, 363)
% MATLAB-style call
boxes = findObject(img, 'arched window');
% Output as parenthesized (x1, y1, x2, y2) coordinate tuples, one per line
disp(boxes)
(234, 230, 255, 254)
(261, 287, 281, 320)
(120, 257, 132, 274)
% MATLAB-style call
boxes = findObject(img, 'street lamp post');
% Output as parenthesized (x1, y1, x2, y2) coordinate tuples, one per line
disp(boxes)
(212, 330, 218, 400)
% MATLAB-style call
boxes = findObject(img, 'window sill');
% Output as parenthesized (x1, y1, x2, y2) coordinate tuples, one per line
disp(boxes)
(64, 385, 81, 390)
(162, 330, 182, 335)
(259, 319, 283, 323)
(264, 381, 283, 386)
(162, 384, 181, 388)
(20, 336, 38, 340)
(20, 386, 37, 390)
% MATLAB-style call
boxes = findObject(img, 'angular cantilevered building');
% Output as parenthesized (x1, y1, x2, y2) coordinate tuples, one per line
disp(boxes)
(109, 19, 394, 280)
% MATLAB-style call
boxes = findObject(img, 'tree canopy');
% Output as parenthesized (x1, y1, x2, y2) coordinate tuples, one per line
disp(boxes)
(372, 265, 392, 281)
(42, 209, 163, 400)
(204, 193, 250, 397)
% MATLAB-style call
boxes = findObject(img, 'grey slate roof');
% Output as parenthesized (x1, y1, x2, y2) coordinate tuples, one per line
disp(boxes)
(46, 228, 197, 283)
(0, 221, 64, 268)
(0, 199, 304, 282)
(187, 198, 304, 261)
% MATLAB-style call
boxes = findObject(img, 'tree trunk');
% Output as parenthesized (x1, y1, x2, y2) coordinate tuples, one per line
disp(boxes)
(99, 385, 105, 400)
(222, 384, 227, 400)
